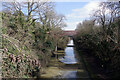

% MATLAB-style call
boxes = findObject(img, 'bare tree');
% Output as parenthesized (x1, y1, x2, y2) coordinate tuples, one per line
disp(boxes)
(92, 2, 120, 43)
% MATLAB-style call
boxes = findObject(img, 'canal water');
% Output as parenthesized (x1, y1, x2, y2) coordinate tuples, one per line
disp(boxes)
(59, 40, 77, 64)
(58, 39, 90, 79)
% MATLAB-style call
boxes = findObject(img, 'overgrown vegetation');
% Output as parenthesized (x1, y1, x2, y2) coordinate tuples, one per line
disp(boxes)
(74, 2, 120, 78)
(1, 1, 68, 78)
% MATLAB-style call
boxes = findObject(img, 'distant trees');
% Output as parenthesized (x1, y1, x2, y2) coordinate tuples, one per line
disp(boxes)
(74, 2, 120, 78)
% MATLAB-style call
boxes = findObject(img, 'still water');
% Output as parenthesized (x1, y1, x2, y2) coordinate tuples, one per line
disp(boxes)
(58, 39, 89, 79)
(59, 40, 77, 64)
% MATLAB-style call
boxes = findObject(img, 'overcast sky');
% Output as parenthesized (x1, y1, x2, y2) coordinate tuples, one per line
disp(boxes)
(55, 2, 100, 30)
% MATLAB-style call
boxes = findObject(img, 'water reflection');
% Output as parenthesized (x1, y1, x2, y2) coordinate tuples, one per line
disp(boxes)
(67, 39, 74, 46)
(58, 39, 78, 78)
(59, 40, 77, 64)
(61, 71, 77, 78)
(58, 39, 89, 79)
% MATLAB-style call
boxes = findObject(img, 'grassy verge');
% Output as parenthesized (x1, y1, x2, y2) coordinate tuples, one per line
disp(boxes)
(75, 48, 98, 79)
(40, 57, 66, 78)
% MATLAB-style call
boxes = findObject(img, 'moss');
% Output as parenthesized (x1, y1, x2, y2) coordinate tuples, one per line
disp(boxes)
(40, 67, 64, 78)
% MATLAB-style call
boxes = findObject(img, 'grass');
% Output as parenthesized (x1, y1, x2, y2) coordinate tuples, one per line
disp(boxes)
(75, 48, 97, 79)
(40, 67, 64, 78)
(40, 57, 65, 78)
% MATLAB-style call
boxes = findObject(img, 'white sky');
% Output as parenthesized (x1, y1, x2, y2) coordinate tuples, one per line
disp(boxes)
(0, 0, 119, 2)
(63, 2, 100, 30)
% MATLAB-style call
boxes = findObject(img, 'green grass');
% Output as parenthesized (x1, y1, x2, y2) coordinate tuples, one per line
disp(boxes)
(75, 48, 98, 79)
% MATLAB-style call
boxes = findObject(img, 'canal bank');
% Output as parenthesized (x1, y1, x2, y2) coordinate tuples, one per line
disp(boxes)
(40, 39, 90, 79)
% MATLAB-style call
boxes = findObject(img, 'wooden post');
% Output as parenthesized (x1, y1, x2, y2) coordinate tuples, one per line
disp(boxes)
(55, 46, 57, 60)
(55, 46, 57, 52)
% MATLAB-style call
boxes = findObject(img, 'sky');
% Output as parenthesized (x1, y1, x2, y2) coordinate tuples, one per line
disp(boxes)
(0, 0, 115, 30)
(0, 2, 2, 11)
(55, 2, 100, 30)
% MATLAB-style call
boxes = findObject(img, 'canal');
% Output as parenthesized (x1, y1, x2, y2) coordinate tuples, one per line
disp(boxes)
(58, 39, 90, 79)
(59, 39, 77, 64)
(41, 39, 90, 79)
